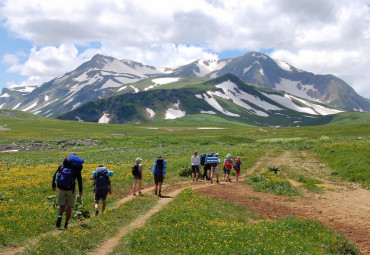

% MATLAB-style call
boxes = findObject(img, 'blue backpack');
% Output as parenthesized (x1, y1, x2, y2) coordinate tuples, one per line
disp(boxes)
(95, 167, 110, 191)
(66, 154, 84, 168)
(57, 168, 74, 190)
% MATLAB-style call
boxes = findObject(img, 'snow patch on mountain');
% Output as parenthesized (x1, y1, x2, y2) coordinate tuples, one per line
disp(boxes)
(289, 95, 343, 115)
(72, 102, 81, 111)
(130, 85, 139, 93)
(0, 103, 5, 109)
(165, 101, 186, 119)
(22, 101, 38, 111)
(0, 93, 10, 98)
(194, 59, 228, 76)
(63, 98, 75, 106)
(213, 81, 280, 116)
(31, 99, 58, 114)
(196, 93, 240, 117)
(121, 59, 162, 75)
(114, 76, 141, 84)
(259, 68, 264, 75)
(9, 86, 36, 93)
(152, 77, 180, 85)
(200, 110, 216, 114)
(100, 59, 141, 76)
(262, 92, 318, 115)
(145, 77, 180, 91)
(275, 78, 319, 101)
(146, 108, 155, 118)
(74, 73, 89, 82)
(101, 79, 122, 89)
(12, 103, 21, 110)
(275, 60, 292, 72)
(252, 53, 268, 59)
(98, 112, 110, 123)
(117, 86, 127, 92)
(243, 66, 252, 74)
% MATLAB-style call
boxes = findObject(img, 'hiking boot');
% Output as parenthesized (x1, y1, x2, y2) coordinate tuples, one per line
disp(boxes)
(64, 221, 68, 229)
(56, 215, 62, 228)
(158, 191, 162, 197)
(196, 179, 198, 182)
(217, 180, 219, 184)
(133, 193, 136, 196)
(95, 210, 99, 216)
(211, 179, 213, 184)
(139, 191, 142, 195)
(155, 190, 157, 195)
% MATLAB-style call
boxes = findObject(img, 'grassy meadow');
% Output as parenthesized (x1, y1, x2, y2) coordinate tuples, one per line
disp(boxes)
(0, 111, 369, 254)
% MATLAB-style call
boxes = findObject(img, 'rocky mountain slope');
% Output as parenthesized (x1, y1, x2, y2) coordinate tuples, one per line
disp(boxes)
(57, 74, 344, 127)
(1, 52, 369, 118)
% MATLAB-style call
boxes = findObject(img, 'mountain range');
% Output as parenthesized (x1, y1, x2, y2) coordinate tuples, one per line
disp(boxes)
(0, 52, 369, 126)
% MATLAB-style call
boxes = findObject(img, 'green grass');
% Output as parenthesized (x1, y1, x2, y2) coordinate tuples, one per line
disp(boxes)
(246, 170, 302, 196)
(315, 141, 370, 188)
(112, 189, 358, 254)
(0, 114, 368, 253)
(21, 196, 157, 255)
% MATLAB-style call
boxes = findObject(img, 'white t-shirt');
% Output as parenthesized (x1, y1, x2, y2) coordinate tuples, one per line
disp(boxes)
(191, 156, 200, 165)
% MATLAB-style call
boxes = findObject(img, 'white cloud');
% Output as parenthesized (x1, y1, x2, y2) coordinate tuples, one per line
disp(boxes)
(0, 0, 369, 98)
(2, 54, 19, 65)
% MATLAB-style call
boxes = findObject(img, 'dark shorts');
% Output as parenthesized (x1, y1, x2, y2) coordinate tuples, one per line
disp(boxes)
(95, 189, 109, 201)
(224, 167, 231, 175)
(204, 164, 211, 171)
(154, 175, 164, 184)
(192, 165, 200, 173)
(134, 174, 142, 180)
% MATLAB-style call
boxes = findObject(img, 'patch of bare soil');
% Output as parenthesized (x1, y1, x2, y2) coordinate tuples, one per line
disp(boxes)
(196, 151, 370, 254)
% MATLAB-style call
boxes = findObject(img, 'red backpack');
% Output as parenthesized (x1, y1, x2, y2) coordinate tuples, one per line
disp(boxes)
(225, 159, 233, 169)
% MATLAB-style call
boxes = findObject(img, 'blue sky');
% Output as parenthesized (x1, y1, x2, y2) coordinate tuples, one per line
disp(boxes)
(1, 0, 370, 98)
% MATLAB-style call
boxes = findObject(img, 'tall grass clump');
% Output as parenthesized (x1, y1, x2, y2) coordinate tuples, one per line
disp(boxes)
(247, 170, 301, 196)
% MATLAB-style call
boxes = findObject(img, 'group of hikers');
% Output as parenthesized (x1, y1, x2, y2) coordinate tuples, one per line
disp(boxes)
(51, 152, 241, 229)
(191, 151, 242, 184)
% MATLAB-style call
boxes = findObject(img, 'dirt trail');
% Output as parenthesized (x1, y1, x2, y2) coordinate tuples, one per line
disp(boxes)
(90, 188, 184, 255)
(197, 150, 370, 254)
(90, 181, 213, 255)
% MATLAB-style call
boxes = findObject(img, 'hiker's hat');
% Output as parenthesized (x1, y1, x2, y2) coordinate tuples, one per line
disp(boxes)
(227, 154, 231, 158)
(136, 158, 142, 162)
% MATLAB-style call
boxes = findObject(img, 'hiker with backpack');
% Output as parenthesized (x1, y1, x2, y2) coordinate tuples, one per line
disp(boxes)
(132, 158, 143, 196)
(233, 156, 243, 182)
(52, 153, 84, 229)
(200, 152, 212, 180)
(90, 165, 112, 215)
(152, 156, 167, 197)
(208, 153, 221, 184)
(223, 154, 234, 182)
(191, 151, 200, 182)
